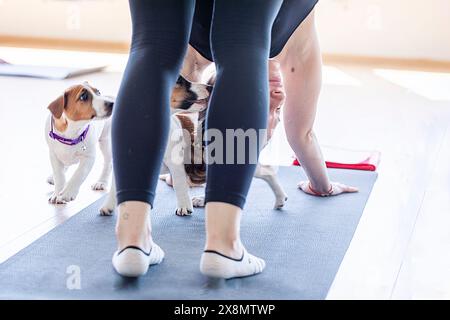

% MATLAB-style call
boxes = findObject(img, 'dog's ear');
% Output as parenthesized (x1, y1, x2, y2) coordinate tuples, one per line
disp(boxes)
(47, 92, 67, 119)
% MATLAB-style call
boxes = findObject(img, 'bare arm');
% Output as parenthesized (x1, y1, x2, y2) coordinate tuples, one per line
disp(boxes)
(277, 11, 357, 196)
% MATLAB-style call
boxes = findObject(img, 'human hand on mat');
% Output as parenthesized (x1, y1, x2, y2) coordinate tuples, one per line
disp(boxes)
(297, 181, 358, 196)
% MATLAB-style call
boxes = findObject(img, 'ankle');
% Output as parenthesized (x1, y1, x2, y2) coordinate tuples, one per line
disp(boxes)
(116, 226, 152, 245)
(115, 201, 152, 251)
(205, 238, 243, 259)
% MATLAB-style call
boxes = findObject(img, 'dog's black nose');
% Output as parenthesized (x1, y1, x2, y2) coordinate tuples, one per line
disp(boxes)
(105, 101, 114, 109)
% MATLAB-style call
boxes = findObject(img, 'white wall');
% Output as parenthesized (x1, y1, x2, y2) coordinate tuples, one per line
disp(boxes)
(0, 0, 449, 61)
(0, 0, 131, 42)
(316, 0, 450, 61)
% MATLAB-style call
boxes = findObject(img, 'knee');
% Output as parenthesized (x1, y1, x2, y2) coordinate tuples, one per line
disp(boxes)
(211, 42, 270, 65)
(130, 23, 188, 70)
(211, 27, 271, 66)
(131, 36, 186, 70)
(211, 42, 269, 71)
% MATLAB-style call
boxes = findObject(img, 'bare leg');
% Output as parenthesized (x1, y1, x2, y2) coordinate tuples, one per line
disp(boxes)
(276, 11, 358, 196)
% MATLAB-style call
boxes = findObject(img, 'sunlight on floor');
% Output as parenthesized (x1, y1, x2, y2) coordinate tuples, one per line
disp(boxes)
(374, 68, 450, 101)
(0, 46, 128, 72)
(1, 47, 363, 87)
(322, 65, 361, 87)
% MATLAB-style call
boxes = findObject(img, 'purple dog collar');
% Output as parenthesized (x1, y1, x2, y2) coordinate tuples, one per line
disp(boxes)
(49, 120, 90, 146)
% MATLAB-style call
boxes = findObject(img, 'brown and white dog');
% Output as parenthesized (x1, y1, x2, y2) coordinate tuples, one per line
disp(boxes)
(169, 60, 288, 212)
(46, 62, 287, 214)
(46, 78, 210, 209)
(99, 77, 212, 215)
(46, 82, 114, 204)
(100, 60, 288, 216)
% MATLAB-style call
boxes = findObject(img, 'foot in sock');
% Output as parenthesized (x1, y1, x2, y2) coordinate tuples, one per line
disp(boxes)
(200, 248, 266, 279)
(112, 242, 164, 277)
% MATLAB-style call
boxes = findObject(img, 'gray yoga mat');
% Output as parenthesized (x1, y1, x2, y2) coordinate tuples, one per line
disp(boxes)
(0, 167, 377, 300)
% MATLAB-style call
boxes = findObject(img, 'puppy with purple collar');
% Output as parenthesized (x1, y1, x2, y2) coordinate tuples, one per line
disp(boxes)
(46, 82, 114, 204)
(46, 76, 286, 215)
(46, 78, 210, 207)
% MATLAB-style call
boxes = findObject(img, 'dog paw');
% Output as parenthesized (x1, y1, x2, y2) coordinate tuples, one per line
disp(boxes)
(56, 188, 79, 203)
(92, 181, 107, 191)
(99, 194, 116, 216)
(99, 206, 114, 216)
(47, 175, 54, 185)
(274, 194, 288, 210)
(192, 196, 205, 207)
(48, 192, 66, 204)
(175, 196, 193, 216)
(175, 207, 193, 216)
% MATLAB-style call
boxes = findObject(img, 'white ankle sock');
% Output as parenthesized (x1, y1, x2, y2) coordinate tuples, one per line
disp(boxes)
(112, 243, 164, 277)
(200, 248, 266, 279)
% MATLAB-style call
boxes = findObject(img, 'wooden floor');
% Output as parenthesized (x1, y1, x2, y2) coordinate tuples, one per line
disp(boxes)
(0, 47, 449, 299)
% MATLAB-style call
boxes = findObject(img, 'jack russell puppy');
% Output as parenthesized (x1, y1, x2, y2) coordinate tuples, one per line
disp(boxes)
(100, 60, 288, 216)
(46, 78, 209, 206)
(46, 82, 114, 204)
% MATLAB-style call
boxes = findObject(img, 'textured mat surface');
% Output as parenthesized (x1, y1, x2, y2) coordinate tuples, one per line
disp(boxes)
(0, 167, 377, 300)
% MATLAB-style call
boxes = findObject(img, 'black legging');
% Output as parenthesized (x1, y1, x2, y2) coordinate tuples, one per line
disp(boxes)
(113, 0, 283, 209)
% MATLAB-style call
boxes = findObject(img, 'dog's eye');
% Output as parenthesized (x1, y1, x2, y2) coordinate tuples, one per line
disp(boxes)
(80, 90, 89, 101)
